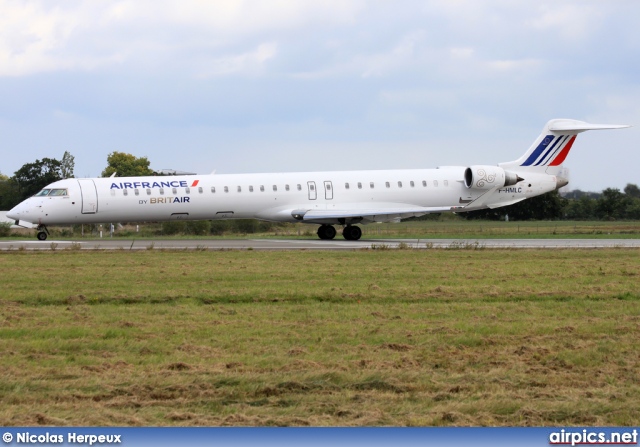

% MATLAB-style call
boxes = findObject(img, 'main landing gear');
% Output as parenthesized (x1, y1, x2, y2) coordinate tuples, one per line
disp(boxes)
(317, 224, 337, 240)
(342, 225, 362, 241)
(36, 225, 49, 241)
(316, 225, 362, 241)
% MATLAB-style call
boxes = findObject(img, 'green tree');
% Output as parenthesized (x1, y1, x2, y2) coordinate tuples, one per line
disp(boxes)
(564, 196, 597, 220)
(595, 188, 630, 220)
(624, 183, 640, 199)
(463, 191, 566, 221)
(626, 198, 640, 219)
(0, 172, 18, 210)
(12, 158, 64, 203)
(101, 152, 155, 177)
(60, 151, 75, 179)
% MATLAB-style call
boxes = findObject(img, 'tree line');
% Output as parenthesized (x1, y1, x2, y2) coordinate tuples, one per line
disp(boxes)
(2, 151, 640, 221)
(0, 152, 153, 210)
(463, 185, 640, 221)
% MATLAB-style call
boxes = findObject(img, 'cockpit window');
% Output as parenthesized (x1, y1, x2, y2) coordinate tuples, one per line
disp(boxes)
(49, 189, 68, 196)
(35, 189, 51, 196)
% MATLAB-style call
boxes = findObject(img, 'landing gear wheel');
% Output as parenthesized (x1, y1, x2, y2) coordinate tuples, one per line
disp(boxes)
(343, 225, 362, 241)
(36, 224, 50, 241)
(317, 225, 337, 240)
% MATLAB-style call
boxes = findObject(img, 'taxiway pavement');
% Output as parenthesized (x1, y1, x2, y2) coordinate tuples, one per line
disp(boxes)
(0, 238, 639, 251)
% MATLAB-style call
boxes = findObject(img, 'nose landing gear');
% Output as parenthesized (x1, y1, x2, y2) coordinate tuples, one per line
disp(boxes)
(36, 225, 49, 241)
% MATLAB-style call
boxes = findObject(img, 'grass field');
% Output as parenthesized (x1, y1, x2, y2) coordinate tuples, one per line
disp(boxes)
(1, 248, 639, 426)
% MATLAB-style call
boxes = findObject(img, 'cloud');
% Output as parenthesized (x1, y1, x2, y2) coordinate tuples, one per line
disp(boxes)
(0, 0, 638, 191)
(195, 42, 278, 78)
(0, 0, 365, 77)
(528, 3, 600, 41)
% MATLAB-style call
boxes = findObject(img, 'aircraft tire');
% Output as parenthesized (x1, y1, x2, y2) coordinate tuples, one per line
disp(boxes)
(324, 225, 336, 239)
(317, 225, 336, 240)
(343, 225, 362, 241)
(37, 231, 48, 241)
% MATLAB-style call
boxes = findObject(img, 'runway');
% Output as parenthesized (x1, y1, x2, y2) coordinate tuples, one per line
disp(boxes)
(0, 238, 639, 251)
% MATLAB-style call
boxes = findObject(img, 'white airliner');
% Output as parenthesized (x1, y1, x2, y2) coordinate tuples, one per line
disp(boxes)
(7, 119, 629, 241)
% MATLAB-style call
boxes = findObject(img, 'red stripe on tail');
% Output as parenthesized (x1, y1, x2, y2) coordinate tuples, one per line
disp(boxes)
(549, 135, 576, 166)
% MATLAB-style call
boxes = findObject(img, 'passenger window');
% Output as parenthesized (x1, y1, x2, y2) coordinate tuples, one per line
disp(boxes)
(385, 182, 390, 188)
(199, 187, 203, 193)
(260, 185, 265, 192)
(173, 188, 178, 194)
(410, 181, 415, 187)
(297, 184, 301, 191)
(211, 187, 216, 193)
(310, 184, 315, 191)
(370, 182, 374, 189)
(249, 186, 254, 192)
(224, 186, 229, 193)
(273, 185, 277, 191)
(185, 187, 191, 194)
(110, 190, 115, 197)
(345, 183, 350, 189)
(123, 189, 128, 196)
(135, 189, 139, 196)
(146, 189, 151, 195)
(398, 181, 402, 188)
(237, 186, 241, 192)
(422, 180, 427, 187)
(444, 180, 448, 187)
(285, 184, 290, 191)
(434, 181, 438, 187)
(327, 184, 331, 190)
(358, 182, 362, 189)
(159, 188, 164, 195)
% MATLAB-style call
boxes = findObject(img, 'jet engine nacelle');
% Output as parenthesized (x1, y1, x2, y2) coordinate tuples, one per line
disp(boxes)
(464, 166, 521, 190)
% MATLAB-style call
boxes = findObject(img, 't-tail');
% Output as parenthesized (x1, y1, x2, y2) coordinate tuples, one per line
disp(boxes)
(500, 119, 630, 179)
(461, 119, 629, 212)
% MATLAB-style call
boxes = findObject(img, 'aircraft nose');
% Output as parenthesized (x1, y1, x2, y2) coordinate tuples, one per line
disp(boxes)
(6, 206, 20, 222)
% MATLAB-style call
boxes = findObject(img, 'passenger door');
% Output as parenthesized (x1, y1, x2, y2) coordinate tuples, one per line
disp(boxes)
(77, 179, 98, 214)
(307, 181, 317, 200)
(324, 181, 333, 200)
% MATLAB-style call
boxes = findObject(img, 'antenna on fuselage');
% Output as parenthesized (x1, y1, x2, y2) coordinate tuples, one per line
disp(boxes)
(109, 172, 116, 178)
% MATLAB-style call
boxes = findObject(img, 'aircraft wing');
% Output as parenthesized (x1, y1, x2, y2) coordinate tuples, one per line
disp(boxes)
(299, 206, 459, 224)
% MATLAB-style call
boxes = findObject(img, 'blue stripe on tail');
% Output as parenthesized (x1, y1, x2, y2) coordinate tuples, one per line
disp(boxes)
(521, 134, 555, 166)
(534, 135, 566, 166)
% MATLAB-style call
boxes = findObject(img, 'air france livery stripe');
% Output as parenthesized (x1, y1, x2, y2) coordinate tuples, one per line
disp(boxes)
(534, 135, 568, 166)
(548, 135, 577, 166)
(521, 134, 577, 167)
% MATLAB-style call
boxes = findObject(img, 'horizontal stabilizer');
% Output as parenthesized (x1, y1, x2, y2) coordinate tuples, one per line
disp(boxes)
(548, 120, 630, 132)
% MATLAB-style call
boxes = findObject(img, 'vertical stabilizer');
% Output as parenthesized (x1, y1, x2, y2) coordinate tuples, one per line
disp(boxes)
(499, 119, 629, 176)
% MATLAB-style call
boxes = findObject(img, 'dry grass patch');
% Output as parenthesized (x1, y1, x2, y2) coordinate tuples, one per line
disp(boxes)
(0, 249, 638, 426)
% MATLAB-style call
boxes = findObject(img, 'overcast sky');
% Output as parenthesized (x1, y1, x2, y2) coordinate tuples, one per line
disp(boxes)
(1, 0, 638, 191)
